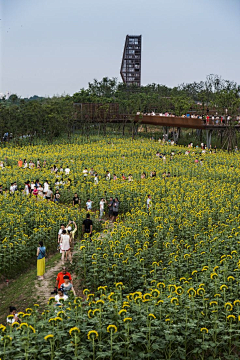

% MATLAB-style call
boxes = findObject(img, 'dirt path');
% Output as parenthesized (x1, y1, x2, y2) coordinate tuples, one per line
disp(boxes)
(34, 221, 116, 305)
(34, 257, 63, 304)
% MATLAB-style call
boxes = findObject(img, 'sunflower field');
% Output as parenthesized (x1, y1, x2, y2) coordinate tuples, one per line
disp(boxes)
(1, 135, 240, 359)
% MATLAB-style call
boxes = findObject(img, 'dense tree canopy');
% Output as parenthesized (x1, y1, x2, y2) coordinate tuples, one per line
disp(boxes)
(0, 75, 239, 140)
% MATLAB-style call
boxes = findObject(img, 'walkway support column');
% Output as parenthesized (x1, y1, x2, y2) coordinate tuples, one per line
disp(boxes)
(206, 129, 212, 149)
(164, 126, 169, 140)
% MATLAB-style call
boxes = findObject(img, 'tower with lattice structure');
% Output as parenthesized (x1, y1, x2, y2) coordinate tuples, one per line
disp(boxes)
(120, 35, 142, 86)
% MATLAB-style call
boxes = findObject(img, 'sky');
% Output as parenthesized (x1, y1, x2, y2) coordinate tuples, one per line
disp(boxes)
(0, 0, 239, 98)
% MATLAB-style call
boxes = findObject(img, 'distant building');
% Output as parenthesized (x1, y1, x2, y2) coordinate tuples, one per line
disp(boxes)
(120, 35, 142, 87)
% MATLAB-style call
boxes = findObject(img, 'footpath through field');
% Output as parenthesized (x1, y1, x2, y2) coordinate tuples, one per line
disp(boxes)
(34, 216, 115, 306)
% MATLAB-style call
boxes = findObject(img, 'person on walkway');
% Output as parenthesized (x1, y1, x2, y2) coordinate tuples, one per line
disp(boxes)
(60, 230, 72, 264)
(60, 275, 76, 296)
(82, 213, 93, 238)
(54, 267, 72, 294)
(112, 197, 119, 222)
(7, 306, 21, 325)
(37, 241, 46, 280)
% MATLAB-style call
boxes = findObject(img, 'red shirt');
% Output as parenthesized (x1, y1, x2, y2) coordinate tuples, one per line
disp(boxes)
(56, 272, 72, 287)
(33, 189, 38, 196)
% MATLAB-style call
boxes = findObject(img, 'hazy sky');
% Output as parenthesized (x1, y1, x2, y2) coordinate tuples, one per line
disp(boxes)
(0, 0, 239, 97)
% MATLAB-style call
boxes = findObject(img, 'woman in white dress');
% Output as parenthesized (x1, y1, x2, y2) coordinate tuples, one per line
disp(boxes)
(60, 230, 72, 265)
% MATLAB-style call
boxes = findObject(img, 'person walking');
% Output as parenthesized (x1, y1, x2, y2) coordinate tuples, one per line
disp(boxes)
(17, 158, 23, 168)
(72, 193, 81, 207)
(46, 187, 53, 201)
(43, 180, 49, 195)
(94, 173, 99, 185)
(53, 267, 72, 294)
(86, 199, 93, 211)
(147, 194, 152, 213)
(82, 213, 93, 238)
(54, 190, 61, 204)
(37, 241, 46, 280)
(99, 198, 106, 219)
(67, 220, 77, 251)
(60, 230, 72, 264)
(108, 197, 114, 219)
(60, 275, 76, 296)
(112, 197, 119, 222)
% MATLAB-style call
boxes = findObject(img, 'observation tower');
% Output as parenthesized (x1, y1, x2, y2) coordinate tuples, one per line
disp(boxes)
(120, 35, 142, 86)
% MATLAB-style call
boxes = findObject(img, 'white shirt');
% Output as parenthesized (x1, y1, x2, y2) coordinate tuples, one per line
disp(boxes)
(10, 185, 15, 194)
(24, 184, 29, 195)
(94, 176, 98, 184)
(86, 201, 92, 210)
(58, 228, 64, 236)
(147, 198, 151, 209)
(83, 169, 88, 177)
(43, 182, 49, 193)
(46, 189, 53, 198)
(61, 234, 70, 251)
(65, 168, 70, 175)
(100, 200, 105, 210)
(7, 314, 18, 324)
(55, 294, 68, 304)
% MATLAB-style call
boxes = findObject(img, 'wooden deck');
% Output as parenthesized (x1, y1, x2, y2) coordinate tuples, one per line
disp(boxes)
(134, 115, 239, 130)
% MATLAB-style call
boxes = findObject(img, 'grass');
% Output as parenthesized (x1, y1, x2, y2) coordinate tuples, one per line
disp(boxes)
(0, 252, 61, 324)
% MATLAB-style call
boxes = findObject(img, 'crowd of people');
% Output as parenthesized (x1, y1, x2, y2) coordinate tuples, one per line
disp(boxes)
(7, 265, 76, 324)
(4, 148, 190, 324)
(7, 198, 122, 323)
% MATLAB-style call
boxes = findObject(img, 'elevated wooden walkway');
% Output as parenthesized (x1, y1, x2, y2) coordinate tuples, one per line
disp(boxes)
(134, 114, 239, 130)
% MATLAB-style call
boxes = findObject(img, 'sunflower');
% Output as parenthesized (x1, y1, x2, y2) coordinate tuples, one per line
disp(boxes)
(69, 327, 80, 336)
(44, 334, 54, 341)
(107, 325, 117, 333)
(225, 302, 233, 311)
(87, 330, 98, 340)
(148, 313, 156, 319)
